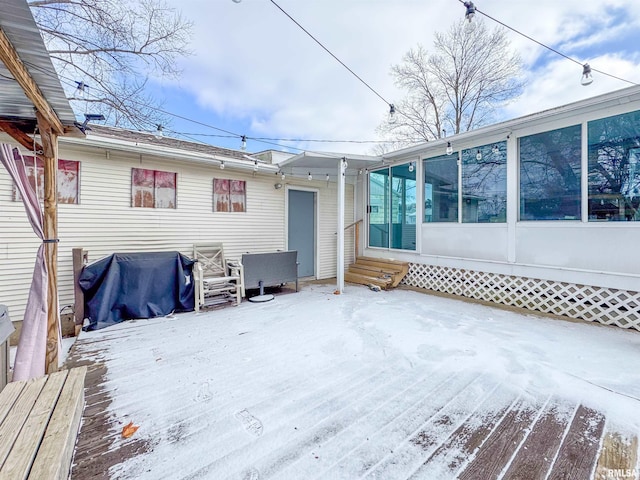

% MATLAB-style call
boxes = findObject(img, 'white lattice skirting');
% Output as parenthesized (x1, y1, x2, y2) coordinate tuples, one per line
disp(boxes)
(402, 263, 640, 331)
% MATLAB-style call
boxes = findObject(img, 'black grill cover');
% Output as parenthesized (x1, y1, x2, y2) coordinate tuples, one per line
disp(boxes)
(79, 251, 195, 331)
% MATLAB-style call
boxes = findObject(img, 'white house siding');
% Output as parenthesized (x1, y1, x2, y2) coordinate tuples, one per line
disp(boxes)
(316, 182, 355, 279)
(0, 139, 353, 331)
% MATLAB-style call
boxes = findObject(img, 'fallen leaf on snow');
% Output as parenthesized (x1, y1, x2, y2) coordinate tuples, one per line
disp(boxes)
(122, 421, 139, 438)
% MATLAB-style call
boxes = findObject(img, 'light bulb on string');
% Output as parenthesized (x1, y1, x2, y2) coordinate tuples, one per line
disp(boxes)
(388, 104, 397, 124)
(253, 160, 258, 172)
(220, 161, 225, 170)
(75, 81, 87, 99)
(492, 144, 500, 155)
(408, 162, 414, 173)
(464, 1, 475, 22)
(446, 142, 453, 155)
(154, 124, 163, 139)
(241, 135, 247, 150)
(308, 172, 313, 181)
(476, 150, 482, 161)
(581, 64, 593, 86)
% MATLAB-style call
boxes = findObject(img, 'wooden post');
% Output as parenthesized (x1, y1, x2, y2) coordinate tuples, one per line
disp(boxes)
(72, 248, 86, 336)
(36, 111, 60, 374)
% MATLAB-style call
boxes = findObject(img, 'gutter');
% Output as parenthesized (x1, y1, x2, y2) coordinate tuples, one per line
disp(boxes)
(60, 135, 279, 174)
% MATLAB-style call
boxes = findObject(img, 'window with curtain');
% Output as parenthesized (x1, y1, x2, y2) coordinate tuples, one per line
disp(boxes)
(12, 156, 80, 204)
(131, 168, 176, 208)
(213, 178, 246, 212)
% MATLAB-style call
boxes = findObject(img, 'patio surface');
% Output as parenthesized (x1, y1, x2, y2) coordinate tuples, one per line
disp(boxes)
(66, 284, 640, 479)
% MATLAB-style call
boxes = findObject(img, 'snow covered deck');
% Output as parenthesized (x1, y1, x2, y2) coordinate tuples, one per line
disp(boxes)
(67, 284, 640, 479)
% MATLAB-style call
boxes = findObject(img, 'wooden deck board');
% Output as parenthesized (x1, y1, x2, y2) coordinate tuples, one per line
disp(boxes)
(457, 397, 544, 479)
(547, 405, 606, 480)
(594, 431, 639, 480)
(501, 399, 575, 480)
(1, 370, 68, 479)
(28, 366, 87, 480)
(66, 306, 639, 480)
(0, 376, 47, 467)
(0, 381, 26, 424)
(407, 391, 517, 478)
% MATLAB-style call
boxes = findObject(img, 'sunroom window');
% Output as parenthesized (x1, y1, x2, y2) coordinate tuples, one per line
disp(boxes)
(424, 154, 458, 223)
(519, 125, 581, 221)
(461, 142, 507, 223)
(588, 110, 640, 221)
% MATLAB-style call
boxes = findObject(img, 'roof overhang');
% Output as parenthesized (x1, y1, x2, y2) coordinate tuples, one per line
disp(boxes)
(0, 0, 77, 140)
(384, 84, 640, 163)
(61, 132, 280, 174)
(278, 151, 382, 181)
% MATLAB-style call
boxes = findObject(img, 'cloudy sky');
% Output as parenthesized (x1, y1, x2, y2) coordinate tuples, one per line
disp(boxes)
(148, 0, 640, 155)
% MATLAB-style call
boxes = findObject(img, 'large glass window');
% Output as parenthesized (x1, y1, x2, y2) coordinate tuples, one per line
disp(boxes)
(519, 125, 581, 220)
(588, 110, 640, 221)
(368, 164, 416, 250)
(424, 154, 458, 223)
(461, 142, 507, 223)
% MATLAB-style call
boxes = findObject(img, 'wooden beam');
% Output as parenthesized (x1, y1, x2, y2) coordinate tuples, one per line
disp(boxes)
(36, 111, 59, 374)
(0, 27, 64, 135)
(0, 120, 43, 153)
(72, 248, 87, 335)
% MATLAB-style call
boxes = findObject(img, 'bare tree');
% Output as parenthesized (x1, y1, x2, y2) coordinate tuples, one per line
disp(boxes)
(29, 0, 192, 129)
(377, 19, 524, 150)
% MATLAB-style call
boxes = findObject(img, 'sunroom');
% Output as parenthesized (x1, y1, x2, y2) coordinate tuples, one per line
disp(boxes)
(357, 85, 640, 330)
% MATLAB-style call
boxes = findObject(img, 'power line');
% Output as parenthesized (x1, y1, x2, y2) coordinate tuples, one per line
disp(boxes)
(25, 62, 308, 152)
(458, 0, 637, 86)
(170, 131, 399, 145)
(268, 0, 393, 107)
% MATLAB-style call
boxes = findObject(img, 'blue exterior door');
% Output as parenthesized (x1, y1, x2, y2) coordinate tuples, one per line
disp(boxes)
(288, 189, 316, 277)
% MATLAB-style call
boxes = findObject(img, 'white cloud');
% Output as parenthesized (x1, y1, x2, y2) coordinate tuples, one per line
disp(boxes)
(159, 0, 640, 154)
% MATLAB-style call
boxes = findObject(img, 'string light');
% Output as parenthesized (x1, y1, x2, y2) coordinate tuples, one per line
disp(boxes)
(220, 160, 225, 169)
(457, 0, 637, 87)
(74, 80, 87, 98)
(241, 135, 247, 151)
(408, 162, 414, 172)
(388, 104, 397, 123)
(476, 149, 482, 161)
(464, 1, 475, 22)
(581, 64, 594, 86)
(308, 172, 313, 181)
(446, 142, 453, 155)
(154, 124, 163, 139)
(253, 160, 258, 172)
(492, 144, 500, 155)
(262, 0, 396, 120)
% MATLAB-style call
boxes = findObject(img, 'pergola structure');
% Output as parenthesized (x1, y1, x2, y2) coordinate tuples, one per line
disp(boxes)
(0, 0, 79, 374)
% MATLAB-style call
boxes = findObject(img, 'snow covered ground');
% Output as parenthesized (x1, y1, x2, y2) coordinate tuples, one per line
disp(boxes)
(69, 283, 640, 479)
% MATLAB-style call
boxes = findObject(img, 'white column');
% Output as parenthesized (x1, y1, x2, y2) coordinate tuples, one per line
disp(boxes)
(337, 158, 346, 293)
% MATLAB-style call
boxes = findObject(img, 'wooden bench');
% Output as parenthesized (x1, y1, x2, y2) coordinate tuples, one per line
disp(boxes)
(0, 366, 87, 479)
